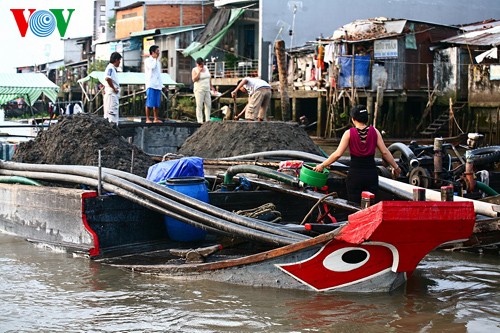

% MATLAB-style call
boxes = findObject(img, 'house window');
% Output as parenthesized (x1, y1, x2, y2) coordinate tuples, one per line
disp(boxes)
(100, 5, 105, 12)
(178, 53, 191, 71)
(115, 1, 120, 7)
(161, 51, 169, 72)
(123, 12, 137, 19)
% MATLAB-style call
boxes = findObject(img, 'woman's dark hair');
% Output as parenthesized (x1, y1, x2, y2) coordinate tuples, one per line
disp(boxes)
(350, 104, 369, 123)
(149, 45, 159, 55)
(196, 57, 204, 65)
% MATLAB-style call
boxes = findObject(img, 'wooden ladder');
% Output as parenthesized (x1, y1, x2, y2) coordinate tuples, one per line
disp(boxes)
(420, 102, 467, 137)
(420, 111, 449, 136)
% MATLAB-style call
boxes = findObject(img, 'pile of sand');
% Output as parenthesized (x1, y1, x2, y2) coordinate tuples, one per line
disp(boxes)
(12, 115, 322, 177)
(12, 114, 155, 177)
(178, 121, 322, 158)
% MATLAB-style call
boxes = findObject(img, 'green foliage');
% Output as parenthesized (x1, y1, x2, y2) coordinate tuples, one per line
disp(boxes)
(177, 96, 195, 109)
(88, 60, 107, 73)
(174, 96, 195, 119)
(224, 53, 239, 69)
(107, 16, 116, 31)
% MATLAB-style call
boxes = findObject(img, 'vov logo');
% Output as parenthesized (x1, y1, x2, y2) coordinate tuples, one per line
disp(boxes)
(11, 9, 75, 38)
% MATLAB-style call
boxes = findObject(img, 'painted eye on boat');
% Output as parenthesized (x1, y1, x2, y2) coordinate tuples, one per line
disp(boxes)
(322, 247, 370, 272)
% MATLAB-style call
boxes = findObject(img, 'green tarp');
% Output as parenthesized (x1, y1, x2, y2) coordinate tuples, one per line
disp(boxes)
(182, 8, 245, 60)
(77, 71, 181, 86)
(0, 73, 59, 106)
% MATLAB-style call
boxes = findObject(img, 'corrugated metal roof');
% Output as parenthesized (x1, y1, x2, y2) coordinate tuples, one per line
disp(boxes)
(459, 20, 500, 32)
(441, 25, 500, 46)
(0, 73, 59, 105)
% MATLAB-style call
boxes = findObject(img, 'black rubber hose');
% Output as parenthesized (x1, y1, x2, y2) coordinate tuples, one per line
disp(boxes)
(219, 150, 327, 162)
(388, 142, 419, 169)
(0, 167, 299, 246)
(93, 166, 309, 242)
(0, 161, 307, 243)
(217, 149, 351, 170)
(0, 168, 221, 235)
(466, 146, 500, 166)
(223, 164, 303, 186)
(0, 161, 310, 242)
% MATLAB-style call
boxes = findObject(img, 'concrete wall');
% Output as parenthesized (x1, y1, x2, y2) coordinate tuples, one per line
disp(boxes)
(469, 65, 500, 107)
(434, 48, 459, 103)
(119, 122, 200, 156)
(116, 6, 145, 39)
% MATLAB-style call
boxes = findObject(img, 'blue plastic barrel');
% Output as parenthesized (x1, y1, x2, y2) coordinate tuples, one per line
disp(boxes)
(164, 176, 208, 242)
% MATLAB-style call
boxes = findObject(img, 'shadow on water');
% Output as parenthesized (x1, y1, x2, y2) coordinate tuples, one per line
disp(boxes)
(0, 233, 498, 333)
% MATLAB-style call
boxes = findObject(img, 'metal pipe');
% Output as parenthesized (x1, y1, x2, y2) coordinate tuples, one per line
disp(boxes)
(433, 138, 443, 186)
(379, 176, 499, 217)
(98, 150, 102, 196)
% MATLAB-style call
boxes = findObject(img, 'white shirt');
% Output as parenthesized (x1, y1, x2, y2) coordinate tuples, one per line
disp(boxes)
(192, 66, 211, 92)
(243, 77, 271, 96)
(144, 56, 163, 90)
(104, 63, 120, 94)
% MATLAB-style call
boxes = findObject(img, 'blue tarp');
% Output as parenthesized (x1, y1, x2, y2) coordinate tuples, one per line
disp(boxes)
(146, 157, 205, 183)
(338, 55, 371, 88)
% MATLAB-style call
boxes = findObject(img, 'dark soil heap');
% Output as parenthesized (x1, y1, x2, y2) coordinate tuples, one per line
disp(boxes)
(12, 114, 155, 177)
(12, 117, 322, 178)
(178, 121, 322, 158)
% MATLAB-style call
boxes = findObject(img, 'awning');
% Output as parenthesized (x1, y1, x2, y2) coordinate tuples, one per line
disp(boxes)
(0, 73, 59, 106)
(182, 8, 245, 60)
(215, 0, 258, 8)
(77, 71, 181, 86)
(476, 47, 498, 63)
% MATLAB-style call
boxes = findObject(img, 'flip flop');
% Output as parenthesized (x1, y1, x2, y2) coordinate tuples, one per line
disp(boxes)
(153, 119, 163, 123)
(146, 120, 152, 124)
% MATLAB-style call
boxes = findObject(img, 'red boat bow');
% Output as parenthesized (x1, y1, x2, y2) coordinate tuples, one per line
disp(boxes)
(278, 201, 476, 291)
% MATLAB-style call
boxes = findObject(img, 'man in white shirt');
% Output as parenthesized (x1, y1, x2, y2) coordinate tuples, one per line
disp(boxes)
(104, 52, 122, 125)
(144, 45, 163, 123)
(231, 77, 272, 121)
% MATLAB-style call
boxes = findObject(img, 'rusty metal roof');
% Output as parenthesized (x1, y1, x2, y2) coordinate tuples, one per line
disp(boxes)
(441, 25, 500, 46)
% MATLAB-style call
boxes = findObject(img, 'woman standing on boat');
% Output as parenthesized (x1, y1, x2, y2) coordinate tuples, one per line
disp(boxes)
(313, 105, 401, 203)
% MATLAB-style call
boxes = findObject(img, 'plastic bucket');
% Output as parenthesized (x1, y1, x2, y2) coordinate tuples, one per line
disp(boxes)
(299, 163, 329, 187)
(164, 176, 208, 242)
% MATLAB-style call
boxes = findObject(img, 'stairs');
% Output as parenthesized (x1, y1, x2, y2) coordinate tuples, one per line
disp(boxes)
(420, 102, 467, 137)
(420, 112, 449, 136)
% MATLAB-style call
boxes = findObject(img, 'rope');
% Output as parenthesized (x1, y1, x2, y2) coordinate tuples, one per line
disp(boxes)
(234, 203, 282, 223)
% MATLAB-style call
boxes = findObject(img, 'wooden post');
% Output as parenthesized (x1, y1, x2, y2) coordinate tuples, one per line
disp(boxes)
(292, 94, 297, 122)
(374, 85, 383, 127)
(317, 91, 323, 137)
(367, 94, 374, 117)
(351, 45, 355, 107)
(275, 40, 290, 121)
(449, 97, 453, 137)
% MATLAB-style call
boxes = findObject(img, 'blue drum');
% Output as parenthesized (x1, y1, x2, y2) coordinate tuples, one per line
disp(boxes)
(164, 177, 208, 242)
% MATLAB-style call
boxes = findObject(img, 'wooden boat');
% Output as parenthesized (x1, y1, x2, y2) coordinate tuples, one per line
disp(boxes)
(0, 160, 478, 292)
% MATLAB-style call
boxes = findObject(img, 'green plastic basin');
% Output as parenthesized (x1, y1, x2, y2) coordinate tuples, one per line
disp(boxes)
(299, 163, 329, 187)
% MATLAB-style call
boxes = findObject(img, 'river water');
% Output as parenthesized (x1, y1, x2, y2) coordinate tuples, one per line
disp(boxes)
(0, 233, 498, 333)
